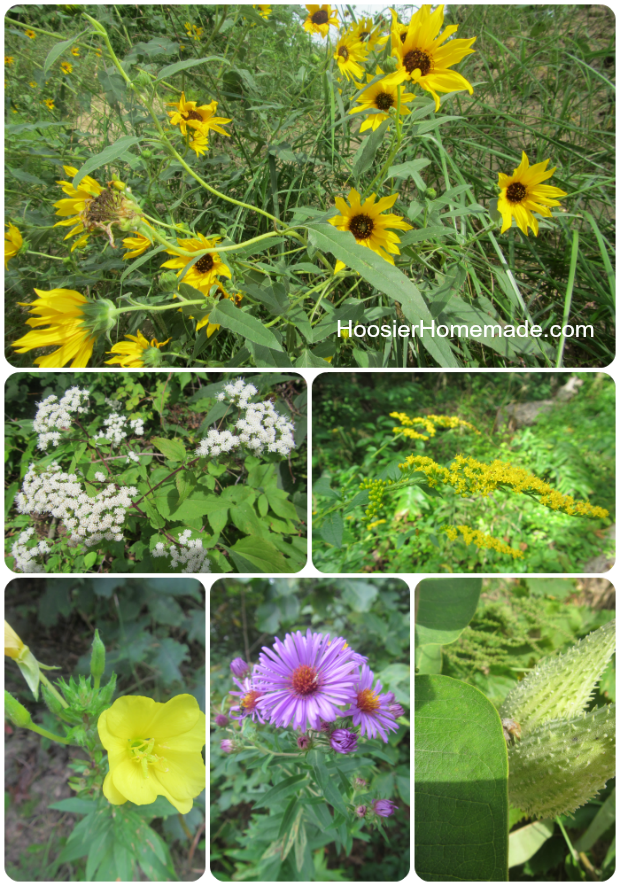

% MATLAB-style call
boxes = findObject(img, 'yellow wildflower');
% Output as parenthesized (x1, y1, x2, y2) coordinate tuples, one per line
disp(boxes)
(497, 152, 567, 237)
(5, 223, 24, 269)
(106, 331, 170, 368)
(443, 525, 524, 559)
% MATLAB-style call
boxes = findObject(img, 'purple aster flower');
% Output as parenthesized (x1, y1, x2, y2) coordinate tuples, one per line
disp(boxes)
(253, 629, 359, 732)
(215, 713, 229, 727)
(346, 664, 400, 742)
(229, 675, 265, 723)
(221, 739, 235, 753)
(355, 805, 367, 818)
(297, 734, 311, 750)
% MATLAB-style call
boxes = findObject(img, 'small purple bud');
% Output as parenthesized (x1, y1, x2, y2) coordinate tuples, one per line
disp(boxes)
(353, 776, 367, 788)
(215, 713, 229, 727)
(387, 702, 405, 718)
(221, 739, 235, 753)
(330, 729, 358, 754)
(318, 719, 332, 734)
(297, 734, 311, 750)
(355, 805, 367, 818)
(372, 798, 398, 818)
(230, 657, 249, 678)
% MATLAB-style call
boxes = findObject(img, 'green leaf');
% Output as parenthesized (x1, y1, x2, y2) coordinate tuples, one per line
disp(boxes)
(230, 501, 270, 538)
(48, 798, 97, 814)
(387, 158, 432, 181)
(253, 774, 307, 809)
(308, 224, 459, 367)
(43, 36, 75, 77)
(415, 578, 482, 673)
(352, 120, 389, 177)
(150, 436, 187, 462)
(318, 512, 343, 547)
(207, 299, 285, 351)
(72, 136, 142, 189)
(341, 579, 378, 612)
(227, 536, 290, 575)
(175, 470, 195, 507)
(83, 551, 97, 569)
(156, 55, 228, 81)
(313, 757, 347, 815)
(151, 637, 189, 684)
(509, 820, 554, 868)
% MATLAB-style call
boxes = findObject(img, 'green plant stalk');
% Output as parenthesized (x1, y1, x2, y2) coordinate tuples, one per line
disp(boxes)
(363, 85, 404, 198)
(39, 672, 69, 709)
(555, 229, 578, 368)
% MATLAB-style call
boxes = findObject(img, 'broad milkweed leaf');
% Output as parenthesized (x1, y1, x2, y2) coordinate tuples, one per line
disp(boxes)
(307, 224, 459, 367)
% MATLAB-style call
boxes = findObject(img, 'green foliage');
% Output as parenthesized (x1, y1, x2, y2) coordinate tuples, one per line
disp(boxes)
(209, 576, 411, 883)
(4, 4, 614, 369)
(312, 372, 614, 573)
(5, 370, 307, 575)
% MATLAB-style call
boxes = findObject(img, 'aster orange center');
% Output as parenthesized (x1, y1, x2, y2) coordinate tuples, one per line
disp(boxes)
(357, 688, 381, 712)
(291, 664, 319, 696)
(241, 690, 261, 711)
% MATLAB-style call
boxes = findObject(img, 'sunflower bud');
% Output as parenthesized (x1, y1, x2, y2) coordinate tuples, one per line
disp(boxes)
(159, 271, 180, 293)
(382, 55, 398, 73)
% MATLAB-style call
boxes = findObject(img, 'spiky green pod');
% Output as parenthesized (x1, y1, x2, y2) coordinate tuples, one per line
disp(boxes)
(500, 621, 615, 818)
(508, 704, 615, 819)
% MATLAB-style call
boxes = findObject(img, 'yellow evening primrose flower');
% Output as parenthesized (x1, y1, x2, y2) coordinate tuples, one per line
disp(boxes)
(5, 56, 15, 65)
(5, 621, 47, 699)
(329, 188, 412, 272)
(303, 4, 339, 38)
(60, 61, 73, 75)
(387, 4, 476, 112)
(497, 152, 567, 237)
(350, 68, 415, 131)
(106, 331, 170, 368)
(5, 621, 27, 660)
(12, 288, 113, 368)
(5, 223, 24, 269)
(121, 230, 152, 260)
(161, 233, 231, 296)
(71, 46, 80, 56)
(168, 92, 231, 139)
(97, 694, 206, 814)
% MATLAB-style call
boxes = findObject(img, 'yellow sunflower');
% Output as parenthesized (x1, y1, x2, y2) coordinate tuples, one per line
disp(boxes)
(5, 223, 24, 269)
(388, 4, 476, 112)
(349, 69, 415, 131)
(303, 5, 338, 38)
(497, 152, 567, 237)
(24, 29, 36, 39)
(43, 99, 55, 110)
(351, 17, 388, 51)
(5, 56, 14, 66)
(184, 22, 203, 41)
(71, 46, 80, 56)
(329, 189, 412, 272)
(254, 5, 272, 19)
(54, 165, 142, 249)
(29, 80, 37, 88)
(121, 231, 153, 260)
(161, 233, 231, 296)
(12, 288, 102, 368)
(94, 47, 102, 58)
(189, 130, 209, 157)
(167, 93, 231, 138)
(60, 61, 73, 75)
(106, 331, 170, 367)
(333, 31, 368, 82)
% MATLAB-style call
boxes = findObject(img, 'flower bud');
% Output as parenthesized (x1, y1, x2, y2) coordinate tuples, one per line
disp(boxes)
(221, 739, 236, 753)
(372, 798, 398, 818)
(159, 271, 180, 293)
(89, 629, 106, 679)
(41, 681, 65, 715)
(330, 729, 358, 754)
(353, 776, 367, 788)
(425, 187, 437, 200)
(5, 690, 33, 728)
(382, 55, 398, 73)
(215, 713, 229, 727)
(297, 734, 311, 750)
(230, 658, 250, 678)
(355, 805, 367, 818)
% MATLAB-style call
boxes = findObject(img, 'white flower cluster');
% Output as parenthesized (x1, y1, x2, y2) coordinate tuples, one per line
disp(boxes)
(152, 530, 211, 573)
(14, 463, 138, 549)
(126, 451, 141, 463)
(10, 527, 50, 573)
(93, 413, 144, 446)
(197, 378, 295, 458)
(30, 390, 145, 457)
(33, 387, 90, 451)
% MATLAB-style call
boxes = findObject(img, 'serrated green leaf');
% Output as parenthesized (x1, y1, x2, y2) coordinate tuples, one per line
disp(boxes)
(150, 436, 187, 462)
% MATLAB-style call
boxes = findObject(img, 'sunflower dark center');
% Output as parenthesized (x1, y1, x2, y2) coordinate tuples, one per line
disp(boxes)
(506, 182, 527, 204)
(375, 91, 394, 111)
(291, 664, 319, 696)
(183, 109, 204, 122)
(85, 190, 117, 223)
(359, 30, 370, 41)
(404, 48, 431, 76)
(195, 253, 215, 273)
(399, 31, 407, 43)
(357, 688, 381, 713)
(349, 213, 374, 240)
(312, 9, 329, 25)
(338, 45, 349, 61)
